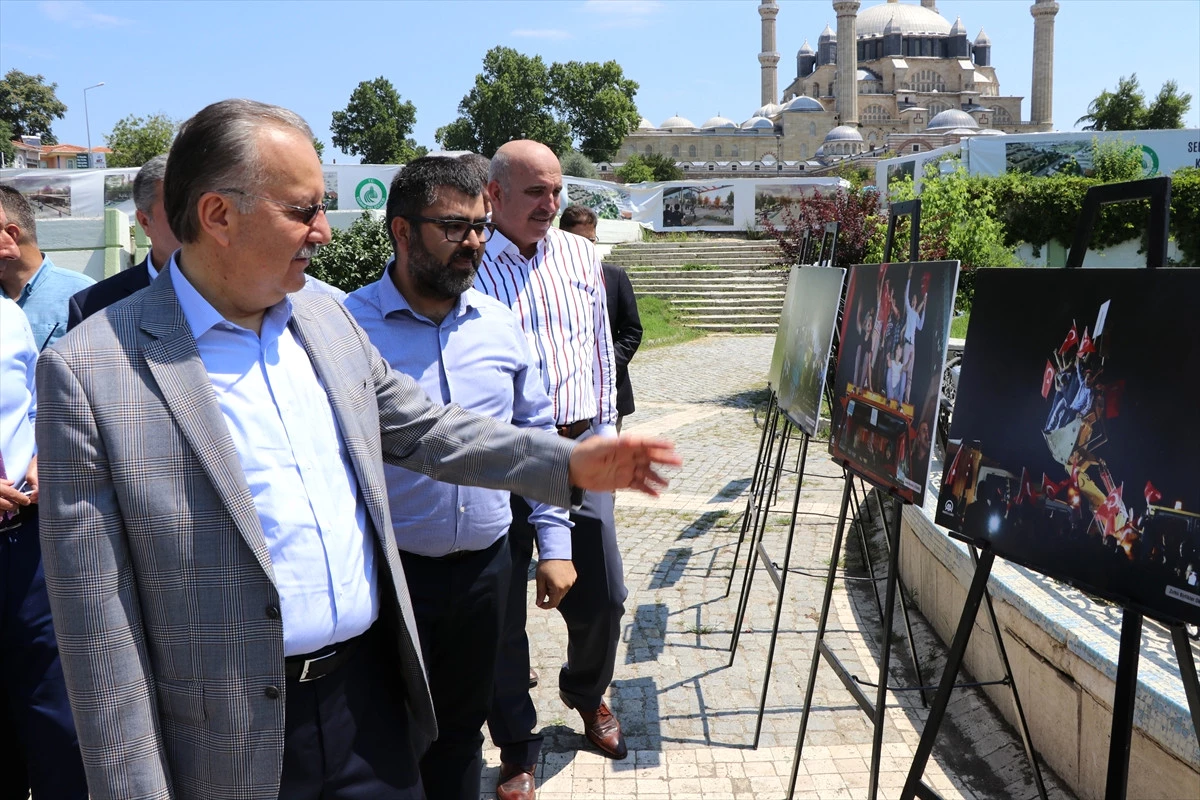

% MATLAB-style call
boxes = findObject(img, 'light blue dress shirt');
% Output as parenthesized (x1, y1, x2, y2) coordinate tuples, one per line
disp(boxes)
(345, 262, 572, 560)
(0, 298, 37, 485)
(17, 254, 95, 350)
(171, 260, 376, 657)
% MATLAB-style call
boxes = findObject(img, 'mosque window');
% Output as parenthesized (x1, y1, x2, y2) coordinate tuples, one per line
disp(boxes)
(809, 122, 817, 137)
(913, 69, 945, 93)
(800, 144, 808, 158)
(912, 144, 921, 152)
(688, 144, 697, 157)
(731, 164, 738, 171)
(927, 102, 949, 117)
(920, 38, 932, 57)
(731, 145, 739, 157)
(714, 144, 722, 157)
(671, 144, 680, 157)
(644, 145, 653, 155)
(828, 83, 835, 97)
(863, 104, 888, 122)
(991, 106, 1012, 123)
(811, 85, 819, 98)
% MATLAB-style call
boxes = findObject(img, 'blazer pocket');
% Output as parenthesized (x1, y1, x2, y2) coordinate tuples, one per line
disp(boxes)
(157, 678, 207, 726)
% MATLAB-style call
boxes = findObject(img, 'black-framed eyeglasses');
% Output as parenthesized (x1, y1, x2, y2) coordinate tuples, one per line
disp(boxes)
(218, 188, 328, 224)
(403, 215, 494, 244)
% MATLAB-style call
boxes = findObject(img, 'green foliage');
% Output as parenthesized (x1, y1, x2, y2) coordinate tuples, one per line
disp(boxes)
(331, 77, 422, 164)
(1078, 73, 1192, 131)
(436, 47, 571, 157)
(307, 213, 392, 293)
(644, 152, 683, 181)
(1170, 168, 1200, 265)
(1090, 137, 1145, 183)
(548, 60, 640, 162)
(0, 119, 14, 165)
(0, 69, 67, 144)
(615, 153, 655, 183)
(104, 113, 176, 168)
(559, 149, 597, 179)
(312, 138, 325, 162)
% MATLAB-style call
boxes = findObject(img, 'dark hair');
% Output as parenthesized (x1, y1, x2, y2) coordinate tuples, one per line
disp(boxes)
(457, 153, 491, 194)
(385, 156, 483, 250)
(164, 99, 313, 243)
(133, 154, 169, 216)
(559, 204, 597, 233)
(0, 184, 37, 242)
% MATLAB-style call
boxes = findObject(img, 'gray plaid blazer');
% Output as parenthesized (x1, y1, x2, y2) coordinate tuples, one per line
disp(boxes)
(36, 269, 575, 800)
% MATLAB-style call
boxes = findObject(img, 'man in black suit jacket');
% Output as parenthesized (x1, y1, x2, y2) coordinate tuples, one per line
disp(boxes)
(67, 155, 179, 330)
(560, 205, 642, 430)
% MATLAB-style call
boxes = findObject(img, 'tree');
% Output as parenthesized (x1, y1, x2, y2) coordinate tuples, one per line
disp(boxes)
(312, 137, 325, 162)
(559, 150, 597, 179)
(614, 153, 654, 183)
(1144, 80, 1192, 129)
(0, 69, 67, 144)
(331, 77, 421, 164)
(0, 119, 14, 166)
(436, 47, 571, 156)
(103, 113, 176, 168)
(1090, 137, 1144, 182)
(548, 60, 640, 162)
(642, 152, 683, 181)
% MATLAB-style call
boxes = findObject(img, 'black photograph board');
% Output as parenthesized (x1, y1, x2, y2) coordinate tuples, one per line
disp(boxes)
(829, 261, 960, 506)
(936, 268, 1200, 625)
(775, 266, 846, 437)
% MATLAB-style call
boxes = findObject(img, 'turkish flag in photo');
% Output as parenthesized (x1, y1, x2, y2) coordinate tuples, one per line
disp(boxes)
(1042, 360, 1055, 398)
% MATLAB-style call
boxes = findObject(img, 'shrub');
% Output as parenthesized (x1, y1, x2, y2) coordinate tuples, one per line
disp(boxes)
(560, 149, 597, 179)
(307, 212, 392, 293)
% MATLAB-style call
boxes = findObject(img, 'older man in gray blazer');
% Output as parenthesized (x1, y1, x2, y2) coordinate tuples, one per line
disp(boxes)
(35, 99, 678, 800)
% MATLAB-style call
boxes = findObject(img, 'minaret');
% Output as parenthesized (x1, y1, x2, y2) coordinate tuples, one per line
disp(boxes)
(833, 1, 860, 125)
(1030, 0, 1059, 130)
(759, 1, 780, 107)
(921, 0, 938, 10)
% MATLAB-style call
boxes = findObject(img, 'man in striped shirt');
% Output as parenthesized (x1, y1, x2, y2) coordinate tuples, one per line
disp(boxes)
(475, 140, 626, 800)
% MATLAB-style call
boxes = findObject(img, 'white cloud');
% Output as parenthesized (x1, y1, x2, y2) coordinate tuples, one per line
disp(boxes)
(512, 28, 574, 40)
(39, 1, 132, 29)
(581, 0, 664, 28)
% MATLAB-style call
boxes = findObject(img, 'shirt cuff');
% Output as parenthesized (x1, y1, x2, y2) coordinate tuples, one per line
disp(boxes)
(595, 423, 618, 439)
(535, 522, 573, 562)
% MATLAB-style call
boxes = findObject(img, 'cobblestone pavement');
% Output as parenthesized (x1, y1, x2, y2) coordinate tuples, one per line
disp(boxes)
(481, 334, 1077, 800)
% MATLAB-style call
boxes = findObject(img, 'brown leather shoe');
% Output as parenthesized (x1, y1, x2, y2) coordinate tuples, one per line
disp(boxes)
(560, 690, 628, 759)
(496, 762, 535, 800)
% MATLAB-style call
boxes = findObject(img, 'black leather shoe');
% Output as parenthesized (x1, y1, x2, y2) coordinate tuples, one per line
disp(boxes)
(560, 690, 628, 760)
(529, 667, 539, 688)
(496, 762, 535, 800)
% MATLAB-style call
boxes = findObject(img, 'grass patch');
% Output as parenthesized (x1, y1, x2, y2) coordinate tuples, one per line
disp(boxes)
(684, 624, 716, 636)
(638, 295, 703, 348)
(950, 313, 970, 340)
(678, 263, 721, 271)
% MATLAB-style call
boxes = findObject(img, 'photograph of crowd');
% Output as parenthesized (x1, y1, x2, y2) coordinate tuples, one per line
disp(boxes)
(662, 185, 734, 227)
(935, 269, 1200, 625)
(829, 261, 959, 506)
(754, 184, 814, 228)
(775, 266, 846, 437)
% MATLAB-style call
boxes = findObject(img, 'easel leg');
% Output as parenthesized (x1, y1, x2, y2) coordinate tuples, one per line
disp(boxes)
(1104, 609, 1143, 800)
(1170, 623, 1200, 743)
(754, 431, 811, 747)
(726, 394, 779, 598)
(901, 548, 996, 800)
(788, 472, 854, 798)
(867, 495, 904, 800)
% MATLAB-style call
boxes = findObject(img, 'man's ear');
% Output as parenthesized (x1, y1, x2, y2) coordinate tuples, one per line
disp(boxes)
(486, 180, 502, 210)
(196, 191, 235, 247)
(390, 215, 410, 248)
(135, 208, 151, 234)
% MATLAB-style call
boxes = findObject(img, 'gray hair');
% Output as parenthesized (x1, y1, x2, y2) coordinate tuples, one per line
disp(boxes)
(488, 148, 513, 190)
(163, 98, 313, 243)
(133, 154, 169, 216)
(0, 184, 37, 243)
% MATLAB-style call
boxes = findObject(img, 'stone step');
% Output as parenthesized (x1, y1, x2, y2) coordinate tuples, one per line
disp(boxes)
(612, 240, 780, 249)
(688, 322, 779, 332)
(611, 258, 784, 269)
(628, 278, 786, 289)
(638, 292, 785, 303)
(625, 266, 786, 276)
(671, 298, 784, 309)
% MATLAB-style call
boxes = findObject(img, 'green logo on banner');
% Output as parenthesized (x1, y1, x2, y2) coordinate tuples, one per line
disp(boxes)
(355, 178, 387, 209)
(1140, 145, 1160, 177)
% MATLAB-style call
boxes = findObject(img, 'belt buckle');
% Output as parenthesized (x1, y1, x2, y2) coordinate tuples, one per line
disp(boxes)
(297, 650, 337, 682)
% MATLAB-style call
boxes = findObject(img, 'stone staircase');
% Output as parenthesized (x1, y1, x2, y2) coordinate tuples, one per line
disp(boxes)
(607, 240, 788, 333)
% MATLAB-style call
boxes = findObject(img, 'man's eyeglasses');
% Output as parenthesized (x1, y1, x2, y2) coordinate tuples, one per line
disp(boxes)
(218, 188, 328, 224)
(403, 215, 494, 244)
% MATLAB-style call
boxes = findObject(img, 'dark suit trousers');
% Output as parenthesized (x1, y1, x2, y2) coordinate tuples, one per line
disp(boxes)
(488, 493, 627, 766)
(400, 536, 510, 800)
(280, 626, 424, 800)
(0, 506, 87, 800)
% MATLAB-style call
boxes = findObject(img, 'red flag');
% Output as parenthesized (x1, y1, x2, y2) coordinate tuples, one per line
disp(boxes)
(1144, 480, 1163, 505)
(945, 443, 964, 488)
(1015, 468, 1035, 506)
(920, 272, 931, 294)
(1042, 360, 1056, 398)
(1042, 473, 1058, 499)
(1104, 380, 1125, 419)
(1059, 323, 1078, 355)
(1078, 326, 1096, 357)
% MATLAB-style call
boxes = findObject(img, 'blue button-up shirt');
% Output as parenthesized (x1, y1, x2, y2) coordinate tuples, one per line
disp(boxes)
(17, 254, 94, 350)
(346, 262, 572, 560)
(0, 298, 37, 485)
(171, 260, 376, 657)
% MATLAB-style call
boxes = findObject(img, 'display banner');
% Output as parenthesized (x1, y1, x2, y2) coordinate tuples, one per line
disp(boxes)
(563, 176, 846, 232)
(774, 266, 846, 437)
(828, 261, 960, 506)
(962, 128, 1200, 179)
(874, 144, 960, 198)
(936, 268, 1200, 625)
(1, 164, 403, 219)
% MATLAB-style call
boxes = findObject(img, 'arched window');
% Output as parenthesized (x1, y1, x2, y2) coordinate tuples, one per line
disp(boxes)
(913, 69, 945, 93)
(811, 84, 820, 98)
(809, 122, 817, 137)
(644, 145, 653, 155)
(868, 132, 878, 145)
(927, 101, 949, 117)
(731, 145, 739, 157)
(688, 144, 697, 157)
(828, 83, 835, 97)
(800, 143, 808, 158)
(991, 106, 1012, 124)
(862, 104, 888, 122)
(713, 144, 722, 157)
(671, 144, 679, 157)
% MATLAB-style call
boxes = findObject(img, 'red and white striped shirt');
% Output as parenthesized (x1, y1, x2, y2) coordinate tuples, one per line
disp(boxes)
(475, 227, 618, 437)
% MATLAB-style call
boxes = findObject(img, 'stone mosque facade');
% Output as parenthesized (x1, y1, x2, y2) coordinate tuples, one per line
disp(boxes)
(611, 0, 1058, 176)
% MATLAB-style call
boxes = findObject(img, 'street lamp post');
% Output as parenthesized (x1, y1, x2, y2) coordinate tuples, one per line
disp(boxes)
(84, 82, 105, 168)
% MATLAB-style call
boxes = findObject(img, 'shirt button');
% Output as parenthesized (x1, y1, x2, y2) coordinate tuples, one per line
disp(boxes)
(266, 605, 281, 620)
(460, 506, 466, 513)
(264, 685, 280, 700)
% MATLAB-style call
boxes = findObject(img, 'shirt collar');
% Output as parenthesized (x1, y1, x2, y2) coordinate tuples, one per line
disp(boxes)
(20, 254, 54, 300)
(170, 254, 293, 341)
(484, 227, 548, 264)
(377, 256, 475, 324)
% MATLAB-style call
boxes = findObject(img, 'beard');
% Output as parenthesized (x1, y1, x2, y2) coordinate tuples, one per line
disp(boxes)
(407, 230, 481, 300)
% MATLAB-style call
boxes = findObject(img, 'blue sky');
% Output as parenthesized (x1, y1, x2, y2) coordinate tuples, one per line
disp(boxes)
(2, 0, 1197, 163)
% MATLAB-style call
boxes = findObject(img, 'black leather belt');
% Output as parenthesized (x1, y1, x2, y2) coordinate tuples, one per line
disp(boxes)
(556, 419, 591, 440)
(285, 631, 365, 683)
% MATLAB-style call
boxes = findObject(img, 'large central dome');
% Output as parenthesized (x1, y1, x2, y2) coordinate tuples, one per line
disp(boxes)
(857, 1, 952, 38)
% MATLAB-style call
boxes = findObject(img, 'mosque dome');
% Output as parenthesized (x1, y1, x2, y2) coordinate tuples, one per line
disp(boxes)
(856, 3, 951, 38)
(782, 95, 824, 112)
(823, 125, 864, 143)
(701, 114, 738, 129)
(660, 115, 696, 129)
(818, 23, 836, 42)
(637, 117, 656, 130)
(754, 102, 783, 117)
(927, 109, 979, 130)
(741, 116, 776, 130)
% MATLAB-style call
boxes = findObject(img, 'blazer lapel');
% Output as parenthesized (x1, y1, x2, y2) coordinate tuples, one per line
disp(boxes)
(139, 271, 277, 583)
